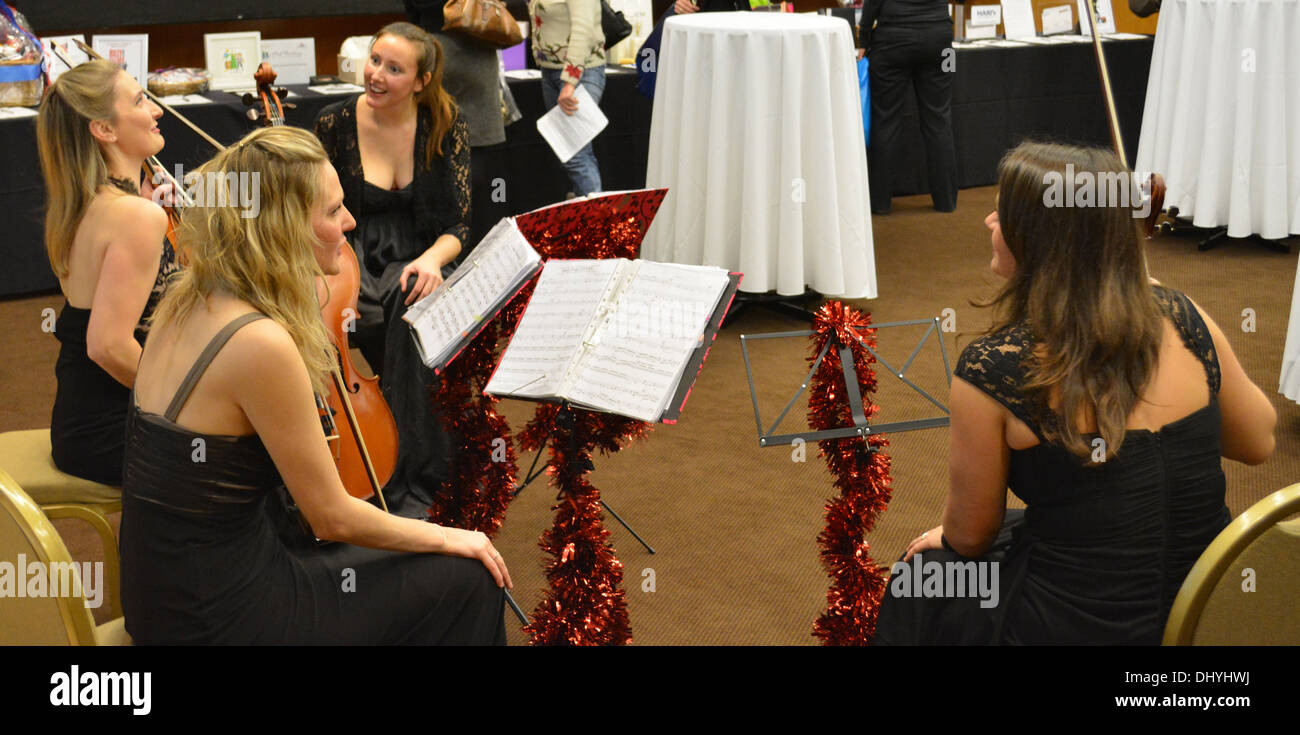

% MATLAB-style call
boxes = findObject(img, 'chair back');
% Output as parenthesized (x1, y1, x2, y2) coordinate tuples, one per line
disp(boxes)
(1164, 483, 1300, 645)
(0, 468, 101, 645)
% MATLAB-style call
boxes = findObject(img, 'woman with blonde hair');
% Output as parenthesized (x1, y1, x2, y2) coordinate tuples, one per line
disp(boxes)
(121, 126, 508, 644)
(874, 141, 1276, 644)
(36, 58, 179, 488)
(314, 22, 469, 512)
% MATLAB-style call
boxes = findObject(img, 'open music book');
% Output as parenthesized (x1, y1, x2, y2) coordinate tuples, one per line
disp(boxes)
(403, 217, 542, 373)
(485, 258, 740, 423)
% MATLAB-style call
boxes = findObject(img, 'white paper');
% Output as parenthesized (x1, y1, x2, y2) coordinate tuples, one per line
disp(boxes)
(261, 38, 316, 86)
(308, 83, 367, 95)
(969, 4, 1003, 27)
(1001, 0, 1037, 40)
(964, 23, 999, 39)
(93, 34, 149, 88)
(404, 218, 541, 368)
(42, 35, 90, 82)
(1041, 5, 1074, 35)
(536, 85, 608, 163)
(1077, 0, 1116, 35)
(486, 259, 621, 399)
(504, 69, 542, 80)
(0, 106, 37, 118)
(156, 94, 213, 106)
(1104, 32, 1150, 40)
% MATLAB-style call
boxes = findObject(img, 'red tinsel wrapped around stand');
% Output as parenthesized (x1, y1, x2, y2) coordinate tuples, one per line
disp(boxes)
(809, 301, 894, 645)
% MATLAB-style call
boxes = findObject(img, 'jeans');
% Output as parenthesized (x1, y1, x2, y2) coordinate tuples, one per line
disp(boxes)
(541, 65, 606, 196)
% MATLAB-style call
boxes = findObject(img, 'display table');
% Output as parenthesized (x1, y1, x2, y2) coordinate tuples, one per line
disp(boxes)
(643, 12, 876, 298)
(1136, 0, 1300, 241)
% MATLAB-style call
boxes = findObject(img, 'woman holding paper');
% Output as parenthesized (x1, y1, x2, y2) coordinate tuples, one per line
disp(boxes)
(121, 125, 509, 644)
(531, 0, 606, 195)
(36, 59, 180, 489)
(313, 22, 469, 512)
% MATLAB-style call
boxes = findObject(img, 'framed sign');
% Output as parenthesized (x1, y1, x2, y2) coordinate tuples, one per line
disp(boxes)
(261, 37, 316, 86)
(204, 31, 262, 91)
(92, 34, 149, 87)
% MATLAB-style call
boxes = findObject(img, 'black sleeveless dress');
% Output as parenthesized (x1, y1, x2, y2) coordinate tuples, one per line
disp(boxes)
(50, 222, 178, 486)
(873, 287, 1229, 645)
(120, 313, 506, 644)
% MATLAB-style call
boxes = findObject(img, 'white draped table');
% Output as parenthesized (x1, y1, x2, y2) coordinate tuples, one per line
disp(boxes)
(642, 12, 876, 298)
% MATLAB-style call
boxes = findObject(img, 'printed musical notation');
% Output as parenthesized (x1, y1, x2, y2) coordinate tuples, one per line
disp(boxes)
(487, 258, 731, 422)
(403, 218, 542, 370)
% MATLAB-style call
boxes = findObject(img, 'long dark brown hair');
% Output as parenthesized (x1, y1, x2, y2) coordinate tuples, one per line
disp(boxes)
(983, 141, 1163, 462)
(373, 22, 457, 165)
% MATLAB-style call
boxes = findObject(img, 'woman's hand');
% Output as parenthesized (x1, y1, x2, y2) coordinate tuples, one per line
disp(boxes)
(674, 0, 699, 13)
(441, 527, 514, 589)
(904, 525, 944, 562)
(558, 82, 579, 115)
(856, 48, 866, 61)
(398, 250, 445, 305)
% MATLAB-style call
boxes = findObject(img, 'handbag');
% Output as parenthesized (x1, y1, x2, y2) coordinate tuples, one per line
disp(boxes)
(601, 0, 633, 50)
(443, 0, 525, 50)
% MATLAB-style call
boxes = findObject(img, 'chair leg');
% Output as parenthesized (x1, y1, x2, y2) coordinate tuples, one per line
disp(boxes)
(41, 503, 121, 620)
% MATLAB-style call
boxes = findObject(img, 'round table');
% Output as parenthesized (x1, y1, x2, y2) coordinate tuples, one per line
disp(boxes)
(1135, 0, 1300, 241)
(642, 12, 877, 298)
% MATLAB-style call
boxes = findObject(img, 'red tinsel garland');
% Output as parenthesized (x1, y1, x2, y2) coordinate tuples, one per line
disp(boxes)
(426, 319, 519, 537)
(517, 405, 650, 645)
(809, 301, 894, 645)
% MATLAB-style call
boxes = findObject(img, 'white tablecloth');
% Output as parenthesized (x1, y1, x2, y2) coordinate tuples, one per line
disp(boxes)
(1135, 0, 1300, 240)
(642, 12, 876, 298)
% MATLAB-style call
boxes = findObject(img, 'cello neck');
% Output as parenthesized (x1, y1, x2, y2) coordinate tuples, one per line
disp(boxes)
(1085, 0, 1128, 167)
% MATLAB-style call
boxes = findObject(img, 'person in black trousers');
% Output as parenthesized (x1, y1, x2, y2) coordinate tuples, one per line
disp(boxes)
(858, 0, 958, 214)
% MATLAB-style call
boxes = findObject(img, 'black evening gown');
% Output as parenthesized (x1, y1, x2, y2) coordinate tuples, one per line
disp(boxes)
(120, 313, 506, 644)
(50, 228, 178, 486)
(873, 287, 1230, 645)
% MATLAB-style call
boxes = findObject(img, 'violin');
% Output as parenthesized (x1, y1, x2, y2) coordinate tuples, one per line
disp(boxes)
(243, 62, 400, 507)
(1083, 0, 1166, 238)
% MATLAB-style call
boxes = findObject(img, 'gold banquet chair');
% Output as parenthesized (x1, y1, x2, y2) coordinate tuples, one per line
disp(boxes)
(1164, 483, 1300, 645)
(0, 468, 130, 645)
(0, 429, 121, 618)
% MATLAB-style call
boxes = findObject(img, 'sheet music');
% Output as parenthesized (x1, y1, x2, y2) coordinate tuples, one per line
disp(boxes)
(403, 218, 540, 367)
(486, 259, 620, 398)
(565, 262, 731, 422)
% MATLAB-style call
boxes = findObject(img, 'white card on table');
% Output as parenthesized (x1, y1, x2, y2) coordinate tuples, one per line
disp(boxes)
(1041, 4, 1074, 35)
(92, 34, 149, 88)
(969, 4, 1003, 27)
(964, 22, 999, 39)
(260, 38, 315, 86)
(1001, 0, 1037, 40)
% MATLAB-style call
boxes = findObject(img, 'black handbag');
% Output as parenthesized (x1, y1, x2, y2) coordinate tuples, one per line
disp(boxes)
(601, 0, 633, 49)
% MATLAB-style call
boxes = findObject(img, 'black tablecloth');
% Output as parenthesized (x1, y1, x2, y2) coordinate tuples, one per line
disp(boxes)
(0, 40, 1152, 297)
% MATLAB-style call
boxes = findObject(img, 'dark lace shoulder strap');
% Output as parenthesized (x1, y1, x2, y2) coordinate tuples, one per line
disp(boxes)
(954, 324, 1046, 438)
(163, 313, 269, 422)
(1153, 286, 1221, 394)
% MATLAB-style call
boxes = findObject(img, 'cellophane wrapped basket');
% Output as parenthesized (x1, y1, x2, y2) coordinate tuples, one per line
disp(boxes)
(0, 3, 43, 107)
(148, 67, 210, 97)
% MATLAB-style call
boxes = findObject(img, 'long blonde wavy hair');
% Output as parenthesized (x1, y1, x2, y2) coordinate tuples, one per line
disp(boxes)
(983, 141, 1163, 462)
(149, 127, 334, 394)
(36, 59, 125, 278)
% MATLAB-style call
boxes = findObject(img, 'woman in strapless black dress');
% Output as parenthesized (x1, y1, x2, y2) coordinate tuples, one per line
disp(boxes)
(872, 142, 1277, 645)
(121, 126, 509, 644)
(36, 59, 179, 488)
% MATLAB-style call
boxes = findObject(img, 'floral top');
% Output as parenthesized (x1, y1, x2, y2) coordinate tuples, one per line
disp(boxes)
(531, 0, 605, 86)
(313, 95, 471, 249)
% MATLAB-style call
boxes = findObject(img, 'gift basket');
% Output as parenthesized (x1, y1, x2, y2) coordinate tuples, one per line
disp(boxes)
(0, 2, 43, 107)
(148, 67, 210, 97)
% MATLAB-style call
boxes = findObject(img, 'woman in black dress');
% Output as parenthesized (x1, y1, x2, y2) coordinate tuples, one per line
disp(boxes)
(36, 59, 179, 490)
(121, 126, 509, 644)
(313, 23, 470, 513)
(873, 142, 1276, 644)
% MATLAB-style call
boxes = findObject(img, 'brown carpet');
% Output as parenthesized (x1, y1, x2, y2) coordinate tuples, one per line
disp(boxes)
(3, 185, 1297, 644)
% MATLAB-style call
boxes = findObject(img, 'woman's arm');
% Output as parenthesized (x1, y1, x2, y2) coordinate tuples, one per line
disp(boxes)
(561, 0, 601, 88)
(85, 197, 168, 387)
(226, 320, 512, 586)
(1189, 299, 1277, 465)
(938, 376, 1011, 557)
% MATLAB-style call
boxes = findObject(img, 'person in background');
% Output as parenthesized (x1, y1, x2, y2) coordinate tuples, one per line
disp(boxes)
(857, 0, 957, 215)
(532, 0, 606, 196)
(36, 59, 179, 490)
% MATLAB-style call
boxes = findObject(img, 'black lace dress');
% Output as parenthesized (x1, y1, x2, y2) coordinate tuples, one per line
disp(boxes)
(120, 313, 506, 644)
(873, 287, 1230, 645)
(50, 181, 180, 486)
(313, 97, 471, 514)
